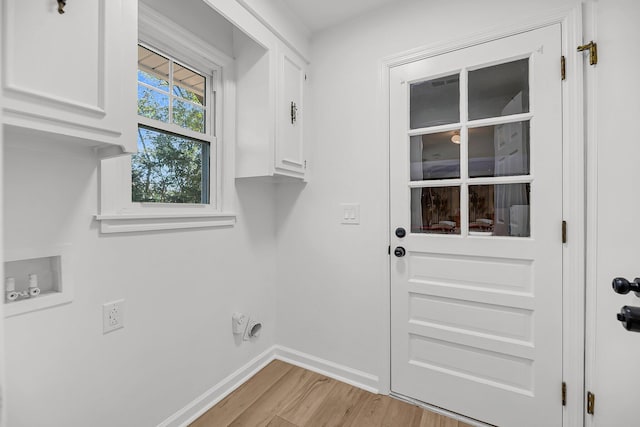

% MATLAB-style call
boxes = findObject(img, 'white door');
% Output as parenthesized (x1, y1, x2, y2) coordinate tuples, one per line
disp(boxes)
(390, 25, 563, 427)
(588, 1, 640, 425)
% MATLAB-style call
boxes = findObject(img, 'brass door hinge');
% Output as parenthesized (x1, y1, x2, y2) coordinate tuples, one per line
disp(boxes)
(562, 382, 567, 406)
(577, 41, 598, 65)
(561, 56, 566, 80)
(562, 221, 567, 243)
(587, 391, 595, 415)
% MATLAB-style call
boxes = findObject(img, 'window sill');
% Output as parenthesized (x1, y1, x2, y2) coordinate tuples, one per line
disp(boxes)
(95, 212, 236, 234)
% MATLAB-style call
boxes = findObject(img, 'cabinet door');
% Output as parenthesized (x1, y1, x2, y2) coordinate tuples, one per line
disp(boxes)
(275, 46, 305, 177)
(1, 0, 137, 153)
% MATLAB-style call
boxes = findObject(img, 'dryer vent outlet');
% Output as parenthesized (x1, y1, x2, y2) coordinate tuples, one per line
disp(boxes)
(244, 319, 262, 341)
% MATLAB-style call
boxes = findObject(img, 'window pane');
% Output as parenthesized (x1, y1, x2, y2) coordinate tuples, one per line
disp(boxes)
(410, 74, 460, 129)
(138, 85, 169, 122)
(410, 131, 460, 180)
(132, 127, 209, 204)
(411, 187, 460, 234)
(173, 99, 205, 133)
(173, 63, 205, 106)
(469, 184, 530, 237)
(469, 121, 530, 178)
(137, 46, 169, 92)
(468, 59, 529, 120)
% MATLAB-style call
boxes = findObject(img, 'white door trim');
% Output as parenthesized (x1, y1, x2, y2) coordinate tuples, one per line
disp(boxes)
(378, 4, 585, 426)
(582, 2, 597, 426)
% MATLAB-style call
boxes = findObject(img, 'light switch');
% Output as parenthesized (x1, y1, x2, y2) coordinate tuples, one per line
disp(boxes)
(341, 203, 360, 225)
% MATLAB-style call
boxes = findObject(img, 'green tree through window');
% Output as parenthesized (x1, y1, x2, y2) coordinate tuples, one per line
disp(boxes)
(133, 46, 210, 204)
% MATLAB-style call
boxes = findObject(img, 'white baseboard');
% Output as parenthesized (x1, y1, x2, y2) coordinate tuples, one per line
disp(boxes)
(273, 345, 380, 394)
(157, 346, 277, 427)
(157, 345, 381, 427)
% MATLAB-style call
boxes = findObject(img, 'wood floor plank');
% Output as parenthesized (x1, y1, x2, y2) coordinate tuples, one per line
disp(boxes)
(419, 411, 458, 427)
(229, 365, 322, 427)
(349, 394, 392, 427)
(303, 381, 370, 427)
(190, 360, 293, 427)
(379, 397, 423, 427)
(266, 415, 299, 427)
(193, 361, 464, 427)
(278, 374, 336, 425)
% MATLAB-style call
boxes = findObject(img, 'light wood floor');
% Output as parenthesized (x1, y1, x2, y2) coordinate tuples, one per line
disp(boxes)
(191, 360, 473, 427)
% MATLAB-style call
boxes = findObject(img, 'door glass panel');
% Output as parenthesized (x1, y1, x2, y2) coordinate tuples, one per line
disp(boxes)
(410, 131, 460, 181)
(411, 187, 461, 234)
(469, 121, 530, 178)
(410, 74, 460, 129)
(469, 184, 530, 237)
(468, 59, 529, 120)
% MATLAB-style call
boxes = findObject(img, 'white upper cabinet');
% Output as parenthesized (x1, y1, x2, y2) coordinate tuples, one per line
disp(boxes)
(203, 0, 309, 181)
(275, 43, 306, 178)
(234, 30, 308, 181)
(1, 0, 137, 154)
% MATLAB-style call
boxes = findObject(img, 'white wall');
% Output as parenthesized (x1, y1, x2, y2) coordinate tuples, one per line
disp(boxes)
(275, 0, 577, 391)
(2, 4, 280, 425)
(140, 0, 235, 58)
(3, 134, 277, 427)
(236, 0, 311, 61)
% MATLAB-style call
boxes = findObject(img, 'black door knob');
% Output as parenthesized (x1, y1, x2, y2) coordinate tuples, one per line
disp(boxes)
(395, 227, 406, 238)
(612, 277, 640, 296)
(394, 247, 406, 257)
(617, 305, 640, 332)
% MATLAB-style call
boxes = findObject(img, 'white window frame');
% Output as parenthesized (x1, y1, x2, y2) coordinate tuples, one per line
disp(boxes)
(135, 43, 215, 206)
(96, 4, 236, 233)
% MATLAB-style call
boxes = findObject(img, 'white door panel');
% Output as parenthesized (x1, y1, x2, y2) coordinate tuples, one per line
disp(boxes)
(390, 25, 563, 427)
(589, 1, 640, 425)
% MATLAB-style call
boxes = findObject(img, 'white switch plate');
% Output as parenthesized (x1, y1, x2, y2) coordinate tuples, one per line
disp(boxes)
(103, 299, 125, 334)
(341, 203, 360, 225)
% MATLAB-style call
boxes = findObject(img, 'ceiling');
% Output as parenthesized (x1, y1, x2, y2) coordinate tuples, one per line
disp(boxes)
(280, 0, 402, 33)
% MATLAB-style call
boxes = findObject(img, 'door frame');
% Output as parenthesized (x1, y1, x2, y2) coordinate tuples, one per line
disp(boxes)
(378, 4, 586, 426)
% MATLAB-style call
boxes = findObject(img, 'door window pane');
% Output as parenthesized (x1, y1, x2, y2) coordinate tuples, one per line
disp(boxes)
(468, 59, 529, 120)
(469, 121, 530, 178)
(469, 184, 530, 237)
(410, 131, 460, 181)
(410, 74, 460, 129)
(411, 187, 460, 234)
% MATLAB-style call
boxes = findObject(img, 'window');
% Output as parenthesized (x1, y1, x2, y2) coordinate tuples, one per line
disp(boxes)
(135, 45, 212, 205)
(96, 5, 235, 233)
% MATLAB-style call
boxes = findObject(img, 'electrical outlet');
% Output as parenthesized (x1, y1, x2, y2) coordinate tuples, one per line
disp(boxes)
(103, 299, 125, 334)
